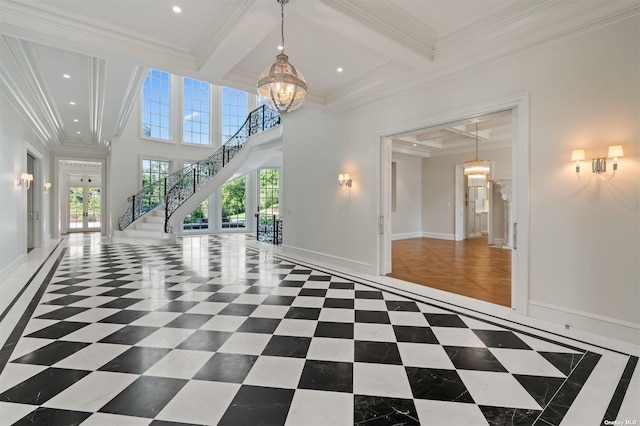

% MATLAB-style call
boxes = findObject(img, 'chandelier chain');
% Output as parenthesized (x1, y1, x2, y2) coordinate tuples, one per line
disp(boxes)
(280, 0, 285, 53)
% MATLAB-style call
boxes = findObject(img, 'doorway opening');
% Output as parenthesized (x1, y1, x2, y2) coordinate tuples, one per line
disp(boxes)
(58, 160, 103, 235)
(377, 94, 529, 313)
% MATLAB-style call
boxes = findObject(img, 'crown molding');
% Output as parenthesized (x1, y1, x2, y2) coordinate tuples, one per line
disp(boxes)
(113, 65, 147, 138)
(0, 66, 54, 146)
(1, 35, 64, 143)
(89, 56, 106, 145)
(1, 0, 198, 71)
(319, 0, 436, 60)
(193, 0, 256, 69)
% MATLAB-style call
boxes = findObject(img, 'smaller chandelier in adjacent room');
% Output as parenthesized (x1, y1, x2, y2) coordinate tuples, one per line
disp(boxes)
(464, 122, 491, 187)
(257, 0, 307, 114)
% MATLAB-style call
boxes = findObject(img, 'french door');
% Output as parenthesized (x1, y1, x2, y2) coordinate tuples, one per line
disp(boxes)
(68, 186, 101, 231)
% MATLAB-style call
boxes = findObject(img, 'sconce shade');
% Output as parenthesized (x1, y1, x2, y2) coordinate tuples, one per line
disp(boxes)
(608, 145, 624, 158)
(43, 182, 52, 192)
(571, 149, 585, 162)
(21, 173, 33, 182)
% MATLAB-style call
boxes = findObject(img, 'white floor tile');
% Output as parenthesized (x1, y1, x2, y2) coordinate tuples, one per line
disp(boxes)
(43, 371, 138, 412)
(143, 349, 212, 379)
(54, 343, 130, 370)
(430, 327, 486, 347)
(354, 299, 387, 311)
(307, 337, 354, 362)
(135, 328, 195, 348)
(66, 308, 121, 323)
(175, 292, 214, 302)
(458, 370, 541, 410)
(9, 337, 52, 361)
(156, 381, 241, 425)
(0, 363, 47, 393)
(354, 323, 396, 342)
(318, 308, 355, 323)
(243, 356, 305, 389)
(353, 363, 413, 399)
(326, 289, 355, 299)
(249, 305, 290, 319)
(274, 319, 318, 337)
(414, 399, 488, 425)
(126, 298, 171, 311)
(130, 311, 182, 327)
(217, 332, 271, 355)
(200, 315, 246, 332)
(63, 322, 124, 342)
(233, 294, 268, 305)
(81, 412, 151, 426)
(21, 319, 57, 336)
(397, 342, 456, 369)
(489, 347, 566, 377)
(0, 401, 39, 425)
(388, 311, 430, 327)
(285, 389, 353, 426)
(292, 296, 325, 308)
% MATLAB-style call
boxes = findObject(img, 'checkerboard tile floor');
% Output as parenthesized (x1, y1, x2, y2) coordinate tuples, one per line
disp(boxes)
(0, 235, 636, 425)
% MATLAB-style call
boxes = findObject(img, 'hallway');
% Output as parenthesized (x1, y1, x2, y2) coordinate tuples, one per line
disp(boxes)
(0, 234, 636, 425)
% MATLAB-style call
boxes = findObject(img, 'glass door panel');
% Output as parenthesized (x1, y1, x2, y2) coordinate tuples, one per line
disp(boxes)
(69, 187, 84, 230)
(68, 186, 101, 232)
(87, 187, 101, 229)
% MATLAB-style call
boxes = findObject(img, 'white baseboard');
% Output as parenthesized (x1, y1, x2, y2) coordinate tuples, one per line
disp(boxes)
(421, 232, 455, 241)
(492, 238, 505, 246)
(529, 299, 640, 345)
(0, 255, 25, 285)
(281, 244, 372, 274)
(391, 232, 422, 241)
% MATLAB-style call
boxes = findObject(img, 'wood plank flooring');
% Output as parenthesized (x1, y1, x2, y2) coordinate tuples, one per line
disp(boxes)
(389, 236, 512, 307)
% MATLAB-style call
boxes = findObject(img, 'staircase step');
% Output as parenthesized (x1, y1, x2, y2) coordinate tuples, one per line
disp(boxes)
(112, 230, 176, 246)
(144, 216, 165, 224)
(135, 222, 163, 231)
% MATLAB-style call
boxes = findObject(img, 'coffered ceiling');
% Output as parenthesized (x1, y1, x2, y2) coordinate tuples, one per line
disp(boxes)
(0, 0, 637, 155)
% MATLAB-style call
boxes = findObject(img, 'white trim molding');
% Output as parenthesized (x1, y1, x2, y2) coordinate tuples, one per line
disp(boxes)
(529, 299, 640, 345)
(282, 244, 372, 274)
(391, 232, 422, 241)
(421, 232, 455, 241)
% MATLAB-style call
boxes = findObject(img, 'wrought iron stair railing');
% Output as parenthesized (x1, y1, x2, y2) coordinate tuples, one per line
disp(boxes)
(255, 213, 283, 245)
(117, 105, 280, 233)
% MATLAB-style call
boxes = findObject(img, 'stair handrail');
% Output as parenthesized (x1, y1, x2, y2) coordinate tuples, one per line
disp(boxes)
(117, 105, 280, 232)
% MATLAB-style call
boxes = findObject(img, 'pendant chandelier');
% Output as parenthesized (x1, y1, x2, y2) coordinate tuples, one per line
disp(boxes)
(257, 0, 307, 114)
(464, 122, 491, 187)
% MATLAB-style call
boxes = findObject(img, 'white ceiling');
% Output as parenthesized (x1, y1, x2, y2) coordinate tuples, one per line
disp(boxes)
(0, 0, 637, 156)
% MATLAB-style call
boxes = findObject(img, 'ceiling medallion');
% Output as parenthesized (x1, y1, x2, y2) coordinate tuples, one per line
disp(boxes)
(257, 0, 307, 114)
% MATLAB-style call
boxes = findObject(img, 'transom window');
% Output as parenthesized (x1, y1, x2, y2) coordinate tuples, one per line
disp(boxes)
(183, 78, 210, 145)
(141, 70, 170, 140)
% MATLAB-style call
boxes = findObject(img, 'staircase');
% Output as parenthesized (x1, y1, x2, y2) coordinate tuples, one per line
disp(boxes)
(113, 105, 281, 245)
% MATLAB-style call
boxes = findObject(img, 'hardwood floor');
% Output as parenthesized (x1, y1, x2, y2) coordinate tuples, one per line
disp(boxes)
(389, 235, 511, 307)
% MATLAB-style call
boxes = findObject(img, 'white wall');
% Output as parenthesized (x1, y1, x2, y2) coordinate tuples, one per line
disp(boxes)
(281, 16, 639, 342)
(391, 152, 422, 239)
(422, 147, 511, 237)
(0, 94, 52, 281)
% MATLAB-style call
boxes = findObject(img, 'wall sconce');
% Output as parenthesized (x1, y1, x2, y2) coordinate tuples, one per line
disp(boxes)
(572, 145, 624, 180)
(338, 173, 352, 188)
(43, 182, 52, 193)
(18, 173, 33, 190)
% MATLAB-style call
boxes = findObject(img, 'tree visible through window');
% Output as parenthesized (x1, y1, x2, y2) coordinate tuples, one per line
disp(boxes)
(221, 177, 246, 229)
(183, 78, 210, 144)
(141, 159, 170, 212)
(142, 70, 170, 139)
(259, 169, 279, 215)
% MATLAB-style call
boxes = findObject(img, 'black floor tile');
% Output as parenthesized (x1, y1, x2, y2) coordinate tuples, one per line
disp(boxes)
(98, 280, 133, 288)
(473, 330, 532, 349)
(329, 282, 354, 289)
(285, 307, 321, 320)
(99, 310, 150, 324)
(193, 353, 257, 383)
(218, 385, 294, 426)
(155, 301, 201, 312)
(13, 407, 91, 426)
(164, 313, 213, 329)
(479, 405, 541, 426)
(98, 346, 171, 374)
(514, 374, 566, 408)
(263, 295, 296, 305)
(0, 367, 90, 404)
(26, 321, 89, 339)
(393, 325, 439, 344)
(193, 284, 225, 292)
(35, 306, 89, 320)
(98, 325, 159, 345)
(218, 303, 258, 316)
(205, 293, 240, 303)
(100, 288, 138, 297)
(355, 341, 402, 365)
(424, 313, 468, 328)
(237, 317, 281, 334)
(314, 321, 354, 339)
(405, 367, 475, 403)
(99, 298, 144, 309)
(11, 340, 90, 366)
(298, 359, 353, 393)
(539, 351, 583, 376)
(177, 330, 233, 352)
(385, 301, 420, 312)
(262, 335, 311, 358)
(43, 295, 89, 306)
(355, 310, 390, 324)
(48, 285, 90, 295)
(354, 395, 419, 425)
(443, 346, 508, 372)
(355, 290, 383, 300)
(298, 288, 327, 297)
(242, 286, 274, 295)
(99, 376, 187, 418)
(323, 298, 354, 309)
(307, 275, 331, 281)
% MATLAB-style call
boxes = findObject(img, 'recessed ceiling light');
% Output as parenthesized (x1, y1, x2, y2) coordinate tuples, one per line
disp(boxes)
(277, 45, 284, 51)
(76, 131, 81, 134)
(336, 67, 343, 73)
(73, 119, 79, 122)
(172, 5, 181, 13)
(69, 101, 76, 105)
(413, 144, 417, 147)
(63, 74, 70, 79)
